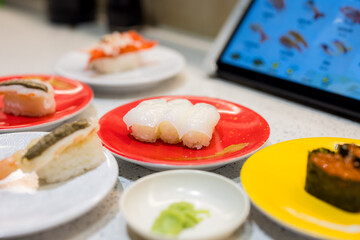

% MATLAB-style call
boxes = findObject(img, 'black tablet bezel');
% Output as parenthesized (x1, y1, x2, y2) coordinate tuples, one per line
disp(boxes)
(215, 0, 360, 120)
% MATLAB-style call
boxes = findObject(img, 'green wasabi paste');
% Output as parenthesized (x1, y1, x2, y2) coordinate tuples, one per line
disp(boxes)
(151, 201, 210, 236)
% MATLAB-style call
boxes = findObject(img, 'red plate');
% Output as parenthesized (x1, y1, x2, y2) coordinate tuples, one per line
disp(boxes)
(98, 96, 270, 170)
(0, 75, 93, 132)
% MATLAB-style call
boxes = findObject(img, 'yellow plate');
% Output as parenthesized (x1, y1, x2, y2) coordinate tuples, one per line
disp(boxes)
(241, 137, 360, 240)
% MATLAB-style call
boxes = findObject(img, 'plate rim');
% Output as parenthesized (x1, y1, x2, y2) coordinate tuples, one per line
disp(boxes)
(110, 140, 270, 170)
(98, 95, 271, 170)
(0, 74, 93, 133)
(241, 137, 360, 240)
(0, 132, 119, 238)
(54, 46, 186, 88)
(120, 169, 250, 240)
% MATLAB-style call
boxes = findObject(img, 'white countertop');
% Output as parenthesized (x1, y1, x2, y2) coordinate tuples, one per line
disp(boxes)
(1, 5, 360, 240)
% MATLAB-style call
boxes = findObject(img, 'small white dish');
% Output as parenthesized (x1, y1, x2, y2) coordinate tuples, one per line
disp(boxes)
(54, 46, 185, 92)
(0, 132, 119, 238)
(120, 170, 250, 240)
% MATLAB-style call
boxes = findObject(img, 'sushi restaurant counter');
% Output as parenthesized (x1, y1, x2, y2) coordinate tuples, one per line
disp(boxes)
(1, 6, 360, 240)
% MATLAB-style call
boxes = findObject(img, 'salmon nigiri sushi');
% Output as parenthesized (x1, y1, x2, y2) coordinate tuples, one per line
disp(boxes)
(87, 31, 157, 74)
(0, 79, 56, 117)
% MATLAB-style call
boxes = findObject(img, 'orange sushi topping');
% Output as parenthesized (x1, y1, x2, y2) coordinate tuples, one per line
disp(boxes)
(87, 31, 157, 63)
(311, 144, 360, 181)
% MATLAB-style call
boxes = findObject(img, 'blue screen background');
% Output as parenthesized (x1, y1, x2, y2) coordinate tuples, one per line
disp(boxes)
(220, 0, 360, 101)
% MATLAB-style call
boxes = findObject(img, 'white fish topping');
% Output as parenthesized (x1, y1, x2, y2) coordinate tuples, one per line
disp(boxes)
(123, 99, 168, 129)
(123, 99, 221, 143)
(179, 103, 220, 138)
(156, 99, 194, 134)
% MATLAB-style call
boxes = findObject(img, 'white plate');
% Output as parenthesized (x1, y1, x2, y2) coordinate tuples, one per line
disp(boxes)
(54, 46, 185, 92)
(0, 132, 119, 238)
(120, 170, 250, 240)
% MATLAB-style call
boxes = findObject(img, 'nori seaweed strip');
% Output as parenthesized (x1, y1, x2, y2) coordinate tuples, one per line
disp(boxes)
(0, 79, 48, 92)
(309, 148, 334, 155)
(22, 119, 89, 160)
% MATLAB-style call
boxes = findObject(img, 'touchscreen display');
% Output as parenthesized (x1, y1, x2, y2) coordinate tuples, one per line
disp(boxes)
(220, 0, 360, 101)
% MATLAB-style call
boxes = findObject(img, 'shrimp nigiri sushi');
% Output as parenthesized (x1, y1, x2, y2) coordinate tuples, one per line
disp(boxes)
(87, 31, 157, 74)
(0, 79, 56, 117)
(0, 118, 105, 183)
(123, 99, 168, 143)
(122, 99, 220, 149)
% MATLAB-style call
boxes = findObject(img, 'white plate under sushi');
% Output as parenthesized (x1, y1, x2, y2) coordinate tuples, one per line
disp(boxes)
(0, 132, 118, 238)
(54, 46, 185, 92)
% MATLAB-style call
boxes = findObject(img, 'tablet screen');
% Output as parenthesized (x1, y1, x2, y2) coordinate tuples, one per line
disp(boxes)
(218, 0, 360, 102)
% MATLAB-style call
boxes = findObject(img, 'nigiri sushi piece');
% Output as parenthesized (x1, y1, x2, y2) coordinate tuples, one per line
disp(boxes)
(0, 79, 56, 117)
(87, 31, 157, 74)
(180, 103, 220, 149)
(0, 118, 105, 183)
(89, 53, 141, 74)
(157, 99, 193, 144)
(123, 99, 168, 143)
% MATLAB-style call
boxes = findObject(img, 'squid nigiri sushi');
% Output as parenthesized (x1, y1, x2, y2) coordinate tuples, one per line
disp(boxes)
(122, 98, 220, 149)
(0, 118, 105, 183)
(87, 31, 157, 74)
(157, 99, 193, 144)
(0, 79, 56, 117)
(123, 99, 168, 143)
(180, 103, 220, 149)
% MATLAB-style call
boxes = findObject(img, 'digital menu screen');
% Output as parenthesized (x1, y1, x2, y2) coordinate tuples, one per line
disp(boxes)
(220, 0, 360, 101)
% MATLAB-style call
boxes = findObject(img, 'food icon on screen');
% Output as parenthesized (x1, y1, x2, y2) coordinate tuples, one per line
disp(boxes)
(231, 53, 241, 60)
(305, 1, 325, 20)
(268, 0, 285, 11)
(322, 76, 331, 86)
(289, 31, 308, 48)
(280, 36, 301, 52)
(341, 6, 360, 24)
(272, 62, 279, 69)
(286, 65, 299, 75)
(321, 40, 352, 56)
(334, 40, 352, 54)
(279, 31, 308, 52)
(250, 23, 269, 43)
(320, 44, 333, 55)
(253, 58, 264, 66)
